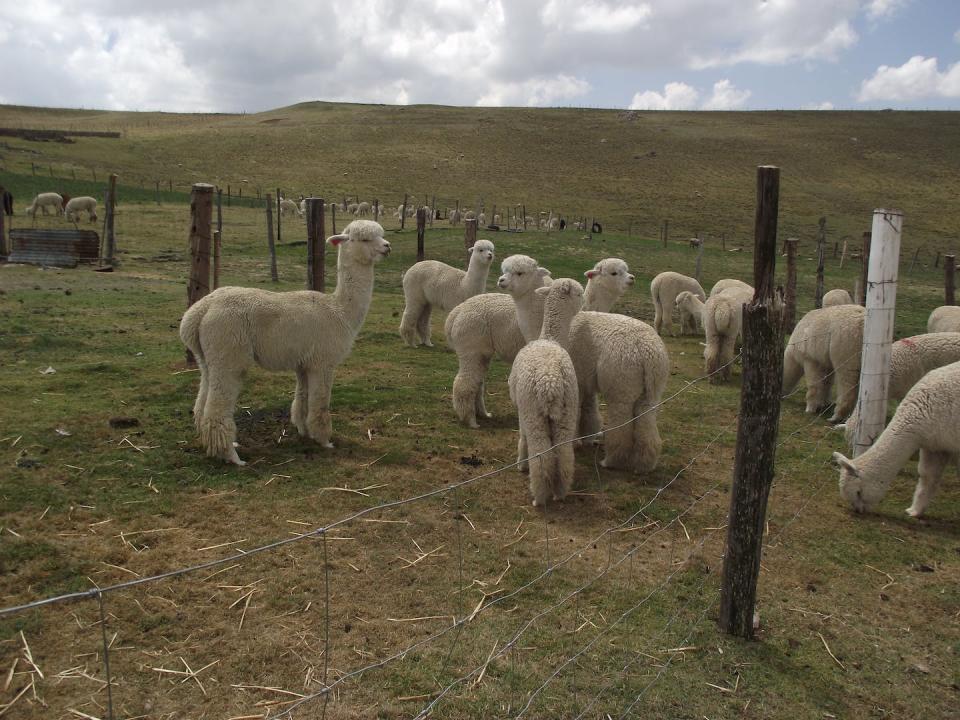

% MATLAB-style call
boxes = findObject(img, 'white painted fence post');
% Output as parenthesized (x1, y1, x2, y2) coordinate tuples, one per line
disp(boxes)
(851, 208, 903, 457)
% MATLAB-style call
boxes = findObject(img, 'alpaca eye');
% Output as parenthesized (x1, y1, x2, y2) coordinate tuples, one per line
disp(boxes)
(516, 271, 524, 276)
(611, 271, 618, 275)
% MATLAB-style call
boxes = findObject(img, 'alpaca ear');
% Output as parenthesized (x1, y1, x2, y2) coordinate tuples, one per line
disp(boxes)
(831, 452, 860, 477)
(327, 233, 349, 246)
(535, 286, 550, 297)
(584, 269, 597, 279)
(537, 267, 551, 278)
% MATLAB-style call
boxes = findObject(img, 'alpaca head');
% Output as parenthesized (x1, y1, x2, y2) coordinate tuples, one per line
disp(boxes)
(469, 239, 495, 266)
(675, 290, 699, 313)
(585, 258, 634, 293)
(535, 278, 584, 323)
(497, 255, 550, 295)
(833, 451, 886, 513)
(328, 220, 391, 265)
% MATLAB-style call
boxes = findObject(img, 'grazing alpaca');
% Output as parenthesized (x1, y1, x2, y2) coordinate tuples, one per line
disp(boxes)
(509, 278, 583, 506)
(179, 220, 391, 464)
(399, 239, 495, 347)
(834, 360, 960, 518)
(650, 271, 705, 335)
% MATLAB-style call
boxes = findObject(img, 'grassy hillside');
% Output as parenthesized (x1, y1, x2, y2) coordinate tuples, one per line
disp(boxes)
(1, 102, 959, 254)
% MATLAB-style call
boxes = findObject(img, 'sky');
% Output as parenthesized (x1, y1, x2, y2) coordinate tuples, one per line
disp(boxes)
(1, 0, 958, 113)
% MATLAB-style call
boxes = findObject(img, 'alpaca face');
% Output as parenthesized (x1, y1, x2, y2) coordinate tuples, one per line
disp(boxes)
(586, 258, 634, 293)
(334, 221, 391, 264)
(834, 451, 884, 513)
(497, 255, 549, 295)
(470, 240, 495, 265)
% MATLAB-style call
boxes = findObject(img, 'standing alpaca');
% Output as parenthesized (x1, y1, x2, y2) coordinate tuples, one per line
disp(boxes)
(64, 196, 98, 223)
(834, 360, 960, 517)
(399, 239, 496, 347)
(25, 192, 64, 218)
(279, 198, 302, 217)
(509, 278, 583, 506)
(673, 290, 705, 335)
(583, 258, 634, 312)
(179, 220, 391, 465)
(650, 271, 705, 335)
(704, 285, 753, 382)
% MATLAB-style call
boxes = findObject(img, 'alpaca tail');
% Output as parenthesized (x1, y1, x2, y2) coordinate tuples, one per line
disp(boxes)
(179, 298, 207, 365)
(713, 300, 734, 335)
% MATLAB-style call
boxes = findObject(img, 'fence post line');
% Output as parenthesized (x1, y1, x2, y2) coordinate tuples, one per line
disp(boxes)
(945, 254, 956, 305)
(851, 209, 903, 458)
(815, 217, 826, 308)
(213, 229, 221, 290)
(719, 165, 784, 640)
(417, 207, 426, 261)
(185, 182, 215, 365)
(401, 193, 408, 230)
(103, 173, 118, 267)
(306, 198, 326, 292)
(265, 193, 278, 282)
(464, 218, 477, 250)
(784, 238, 798, 332)
(859, 231, 871, 305)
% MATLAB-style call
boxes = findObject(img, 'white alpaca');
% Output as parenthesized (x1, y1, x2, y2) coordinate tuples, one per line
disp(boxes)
(673, 290, 705, 336)
(179, 220, 391, 465)
(703, 285, 753, 383)
(928, 305, 960, 333)
(822, 288, 853, 307)
(782, 304, 865, 422)
(64, 196, 98, 223)
(355, 201, 371, 216)
(464, 210, 476, 221)
(709, 278, 751, 297)
(844, 332, 960, 444)
(399, 239, 496, 347)
(279, 198, 302, 217)
(449, 209, 462, 225)
(509, 278, 583, 506)
(834, 360, 960, 517)
(445, 256, 551, 428)
(25, 192, 64, 218)
(650, 271, 705, 335)
(504, 263, 670, 473)
(583, 258, 634, 312)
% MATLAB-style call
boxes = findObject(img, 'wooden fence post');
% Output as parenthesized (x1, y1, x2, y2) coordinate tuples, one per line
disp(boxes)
(784, 238, 798, 332)
(815, 217, 826, 308)
(155, 180, 160, 205)
(373, 198, 379, 222)
(909, 247, 921, 273)
(216, 187, 223, 236)
(851, 210, 903, 458)
(522, 205, 527, 231)
(694, 239, 704, 281)
(103, 173, 118, 267)
(945, 254, 956, 305)
(213, 229, 221, 290)
(276, 187, 282, 247)
(417, 207, 426, 261)
(401, 193, 408, 230)
(265, 193, 278, 282)
(464, 218, 477, 250)
(431, 195, 436, 227)
(306, 198, 326, 292)
(935, 251, 941, 268)
(227, 184, 231, 208)
(719, 165, 784, 640)
(185, 183, 215, 365)
(859, 231, 871, 306)
(0, 185, 7, 259)
(663, 220, 669, 248)
(331, 204, 336, 234)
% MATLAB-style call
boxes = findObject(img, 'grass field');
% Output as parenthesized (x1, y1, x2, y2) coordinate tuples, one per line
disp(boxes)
(0, 104, 958, 719)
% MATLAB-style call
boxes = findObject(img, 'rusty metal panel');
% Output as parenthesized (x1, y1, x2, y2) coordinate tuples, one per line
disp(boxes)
(7, 228, 100, 266)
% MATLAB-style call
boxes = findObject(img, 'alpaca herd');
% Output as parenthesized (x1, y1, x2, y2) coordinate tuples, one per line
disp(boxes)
(23, 192, 98, 222)
(178, 229, 957, 518)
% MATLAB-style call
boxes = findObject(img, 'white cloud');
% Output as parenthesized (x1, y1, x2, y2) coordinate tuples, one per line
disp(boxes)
(701, 79, 750, 110)
(628, 82, 699, 110)
(802, 101, 835, 110)
(857, 55, 960, 101)
(541, 0, 651, 33)
(477, 74, 590, 107)
(954, 28, 960, 43)
(865, 0, 909, 21)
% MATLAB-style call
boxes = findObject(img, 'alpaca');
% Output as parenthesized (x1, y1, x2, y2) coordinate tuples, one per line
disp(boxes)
(25, 192, 64, 218)
(673, 290, 705, 336)
(822, 288, 853, 307)
(583, 258, 634, 312)
(703, 285, 753, 383)
(928, 305, 960, 333)
(399, 239, 496, 347)
(179, 220, 391, 465)
(64, 196, 98, 223)
(279, 198, 302, 217)
(782, 304, 865, 422)
(709, 278, 752, 297)
(650, 271, 705, 335)
(509, 278, 583, 506)
(834, 360, 960, 517)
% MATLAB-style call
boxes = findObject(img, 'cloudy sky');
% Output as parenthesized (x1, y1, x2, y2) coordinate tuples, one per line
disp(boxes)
(1, 0, 958, 113)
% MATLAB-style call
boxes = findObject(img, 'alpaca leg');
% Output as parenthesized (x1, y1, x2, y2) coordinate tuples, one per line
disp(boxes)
(600, 400, 636, 471)
(554, 442, 576, 501)
(305, 365, 336, 448)
(516, 426, 529, 473)
(199, 367, 245, 465)
(717, 335, 737, 382)
(452, 355, 487, 428)
(907, 450, 948, 517)
(578, 391, 603, 444)
(653, 299, 663, 335)
(782, 346, 804, 398)
(192, 356, 209, 430)
(830, 368, 860, 423)
(291, 367, 309, 436)
(416, 305, 434, 347)
(475, 377, 492, 420)
(399, 299, 423, 347)
(523, 419, 553, 506)
(706, 340, 722, 383)
(631, 400, 662, 474)
(802, 361, 829, 414)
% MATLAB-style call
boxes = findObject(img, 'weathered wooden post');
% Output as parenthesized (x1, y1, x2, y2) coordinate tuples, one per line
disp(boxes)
(815, 217, 826, 308)
(92, 168, 97, 182)
(227, 184, 231, 208)
(185, 183, 215, 364)
(935, 251, 941, 268)
(784, 238, 798, 332)
(103, 173, 118, 267)
(0, 185, 7, 259)
(464, 218, 477, 250)
(909, 247, 921, 273)
(169, 179, 173, 192)
(850, 210, 903, 458)
(331, 204, 337, 234)
(522, 204, 527, 231)
(719, 166, 784, 640)
(663, 219, 669, 248)
(216, 187, 223, 236)
(155, 180, 161, 205)
(306, 198, 326, 292)
(416, 207, 426, 261)
(431, 195, 436, 226)
(694, 238, 704, 281)
(945, 255, 956, 305)
(401, 193, 408, 230)
(265, 193, 278, 282)
(276, 187, 282, 247)
(859, 231, 871, 306)
(213, 229, 221, 290)
(373, 198, 379, 222)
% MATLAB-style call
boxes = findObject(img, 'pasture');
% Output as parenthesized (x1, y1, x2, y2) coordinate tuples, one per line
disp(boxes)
(0, 103, 958, 719)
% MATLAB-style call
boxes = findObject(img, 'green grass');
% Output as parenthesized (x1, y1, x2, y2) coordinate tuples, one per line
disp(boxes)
(0, 104, 957, 719)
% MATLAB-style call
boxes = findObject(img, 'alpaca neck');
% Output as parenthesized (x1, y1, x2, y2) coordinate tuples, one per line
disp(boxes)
(689, 296, 705, 313)
(584, 281, 616, 312)
(540, 310, 573, 348)
(854, 418, 921, 498)
(462, 256, 491, 295)
(332, 255, 375, 331)
(513, 287, 546, 342)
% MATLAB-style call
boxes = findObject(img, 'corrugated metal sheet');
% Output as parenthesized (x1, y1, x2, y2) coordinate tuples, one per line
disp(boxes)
(7, 229, 99, 267)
